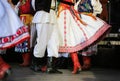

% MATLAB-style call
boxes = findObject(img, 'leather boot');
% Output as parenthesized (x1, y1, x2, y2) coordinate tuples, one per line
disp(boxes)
(30, 56, 42, 72)
(19, 53, 31, 67)
(55, 57, 68, 69)
(0, 56, 12, 80)
(70, 52, 81, 74)
(47, 57, 62, 74)
(82, 56, 91, 70)
(30, 56, 47, 72)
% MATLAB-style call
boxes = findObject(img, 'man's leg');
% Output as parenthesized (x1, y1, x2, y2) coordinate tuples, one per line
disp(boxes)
(30, 23, 53, 72)
(46, 25, 62, 74)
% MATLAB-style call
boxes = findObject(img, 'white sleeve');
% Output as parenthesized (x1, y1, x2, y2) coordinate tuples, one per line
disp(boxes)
(91, 0, 103, 16)
(74, 0, 81, 10)
(14, 1, 20, 14)
(31, 0, 35, 11)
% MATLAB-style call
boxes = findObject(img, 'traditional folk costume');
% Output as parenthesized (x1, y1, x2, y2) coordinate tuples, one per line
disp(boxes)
(30, 0, 62, 73)
(14, 0, 33, 67)
(76, 0, 108, 70)
(0, 0, 29, 79)
(57, 0, 111, 74)
(0, 0, 30, 49)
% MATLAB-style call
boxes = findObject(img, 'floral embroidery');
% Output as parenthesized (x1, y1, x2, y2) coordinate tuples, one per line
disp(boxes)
(78, 0, 93, 13)
(21, 0, 27, 5)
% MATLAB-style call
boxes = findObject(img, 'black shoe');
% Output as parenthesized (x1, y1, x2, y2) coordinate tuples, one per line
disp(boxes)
(30, 65, 41, 72)
(46, 68, 62, 74)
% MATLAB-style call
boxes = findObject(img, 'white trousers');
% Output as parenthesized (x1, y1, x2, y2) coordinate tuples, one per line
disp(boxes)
(47, 24, 59, 58)
(33, 23, 59, 58)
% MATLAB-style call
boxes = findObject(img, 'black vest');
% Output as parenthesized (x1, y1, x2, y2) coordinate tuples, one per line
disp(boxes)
(35, 0, 52, 13)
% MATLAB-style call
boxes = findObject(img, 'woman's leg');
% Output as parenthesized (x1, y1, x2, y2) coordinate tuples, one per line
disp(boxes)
(70, 52, 81, 74)
(0, 56, 11, 80)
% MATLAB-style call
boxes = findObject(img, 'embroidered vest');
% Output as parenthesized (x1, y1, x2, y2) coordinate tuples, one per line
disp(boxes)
(78, 0, 93, 13)
(19, 0, 31, 14)
(35, 0, 51, 12)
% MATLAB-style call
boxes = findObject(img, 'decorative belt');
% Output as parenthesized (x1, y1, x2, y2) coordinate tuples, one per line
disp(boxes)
(60, 1, 74, 6)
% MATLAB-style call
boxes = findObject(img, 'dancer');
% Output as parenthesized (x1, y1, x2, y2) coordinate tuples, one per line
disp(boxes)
(0, 0, 29, 79)
(74, 0, 103, 70)
(76, 0, 109, 70)
(57, 0, 111, 74)
(30, 0, 62, 73)
(12, 0, 34, 67)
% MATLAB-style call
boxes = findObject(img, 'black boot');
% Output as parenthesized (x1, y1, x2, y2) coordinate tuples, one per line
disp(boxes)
(46, 57, 62, 74)
(30, 56, 42, 72)
(55, 57, 68, 69)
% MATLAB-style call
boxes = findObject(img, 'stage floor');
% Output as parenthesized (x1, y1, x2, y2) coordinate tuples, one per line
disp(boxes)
(2, 63, 120, 81)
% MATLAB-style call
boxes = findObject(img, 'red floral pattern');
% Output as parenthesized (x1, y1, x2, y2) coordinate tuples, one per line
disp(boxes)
(0, 26, 30, 49)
